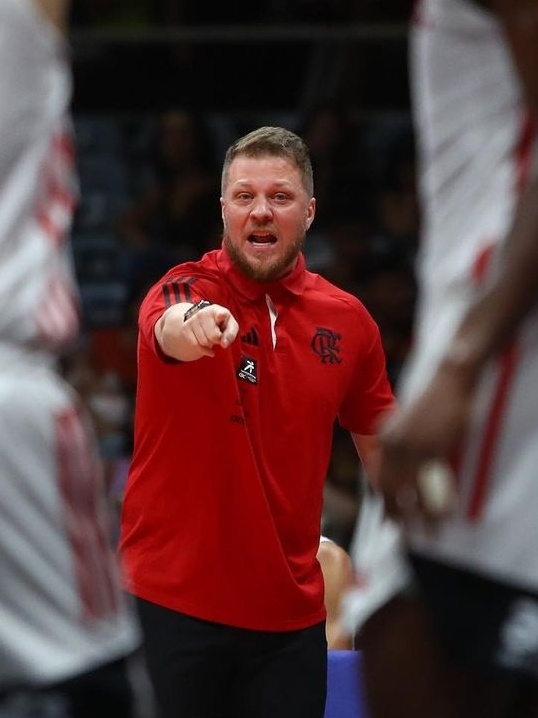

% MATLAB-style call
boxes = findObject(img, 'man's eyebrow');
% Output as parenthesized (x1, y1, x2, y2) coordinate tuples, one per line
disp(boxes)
(232, 179, 294, 188)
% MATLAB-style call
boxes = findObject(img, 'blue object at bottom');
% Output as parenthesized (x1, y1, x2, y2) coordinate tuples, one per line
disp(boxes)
(324, 650, 368, 718)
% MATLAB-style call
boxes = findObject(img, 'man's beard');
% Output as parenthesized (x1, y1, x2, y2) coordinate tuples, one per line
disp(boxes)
(223, 233, 304, 282)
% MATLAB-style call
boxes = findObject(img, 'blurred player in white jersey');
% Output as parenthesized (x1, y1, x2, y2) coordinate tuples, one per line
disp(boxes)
(346, 1, 538, 717)
(0, 1, 149, 716)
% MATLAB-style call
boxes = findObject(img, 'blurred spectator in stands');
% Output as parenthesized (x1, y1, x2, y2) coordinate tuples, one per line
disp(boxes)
(297, 102, 375, 284)
(116, 109, 222, 291)
(368, 125, 420, 267)
(298, 102, 373, 230)
(352, 126, 418, 388)
(357, 254, 416, 389)
(87, 284, 143, 398)
(313, 215, 372, 294)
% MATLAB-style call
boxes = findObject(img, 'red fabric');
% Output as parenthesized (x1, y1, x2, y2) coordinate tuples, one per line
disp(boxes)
(119, 247, 394, 631)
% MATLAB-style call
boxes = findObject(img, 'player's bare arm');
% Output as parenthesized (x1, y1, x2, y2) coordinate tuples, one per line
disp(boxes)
(155, 302, 239, 361)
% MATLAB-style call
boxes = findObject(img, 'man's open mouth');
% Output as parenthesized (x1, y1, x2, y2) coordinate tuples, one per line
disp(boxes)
(248, 234, 277, 245)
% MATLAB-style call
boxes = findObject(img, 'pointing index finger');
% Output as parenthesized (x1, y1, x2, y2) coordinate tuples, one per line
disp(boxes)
(213, 307, 238, 348)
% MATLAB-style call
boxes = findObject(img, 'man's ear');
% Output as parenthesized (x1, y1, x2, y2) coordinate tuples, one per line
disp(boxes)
(305, 199, 316, 230)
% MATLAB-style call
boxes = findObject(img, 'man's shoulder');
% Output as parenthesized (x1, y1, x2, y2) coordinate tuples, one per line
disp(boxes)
(305, 272, 374, 319)
(160, 250, 223, 287)
(141, 251, 225, 309)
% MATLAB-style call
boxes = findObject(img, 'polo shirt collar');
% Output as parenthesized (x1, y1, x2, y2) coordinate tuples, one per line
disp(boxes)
(216, 244, 307, 300)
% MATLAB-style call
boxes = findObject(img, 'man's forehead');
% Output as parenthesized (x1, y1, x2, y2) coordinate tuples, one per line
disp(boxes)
(227, 156, 301, 185)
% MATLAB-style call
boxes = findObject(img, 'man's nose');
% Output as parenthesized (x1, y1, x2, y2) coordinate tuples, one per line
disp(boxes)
(250, 197, 272, 219)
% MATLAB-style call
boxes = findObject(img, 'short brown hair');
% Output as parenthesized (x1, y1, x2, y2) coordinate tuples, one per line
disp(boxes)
(221, 126, 314, 197)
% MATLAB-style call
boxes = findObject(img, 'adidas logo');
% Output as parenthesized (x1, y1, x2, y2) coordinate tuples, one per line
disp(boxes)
(240, 327, 259, 346)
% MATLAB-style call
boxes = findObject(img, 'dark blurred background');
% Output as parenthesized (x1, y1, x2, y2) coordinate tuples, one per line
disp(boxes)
(70, 0, 411, 113)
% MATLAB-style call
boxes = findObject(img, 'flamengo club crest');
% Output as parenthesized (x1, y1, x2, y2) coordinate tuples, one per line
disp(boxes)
(237, 356, 258, 384)
(311, 327, 342, 364)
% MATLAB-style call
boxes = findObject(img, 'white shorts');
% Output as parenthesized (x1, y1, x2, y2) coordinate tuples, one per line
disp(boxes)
(0, 351, 139, 690)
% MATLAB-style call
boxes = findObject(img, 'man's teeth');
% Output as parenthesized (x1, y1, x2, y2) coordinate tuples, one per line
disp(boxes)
(250, 236, 274, 244)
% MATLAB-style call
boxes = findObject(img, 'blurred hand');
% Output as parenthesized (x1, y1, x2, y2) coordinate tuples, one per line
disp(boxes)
(376, 363, 474, 526)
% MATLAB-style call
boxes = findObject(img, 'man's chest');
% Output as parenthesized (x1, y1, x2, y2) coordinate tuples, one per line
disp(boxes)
(228, 297, 358, 416)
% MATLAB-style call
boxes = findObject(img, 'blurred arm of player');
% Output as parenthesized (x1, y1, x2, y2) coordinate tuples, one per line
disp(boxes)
(376, 0, 538, 522)
(155, 302, 239, 361)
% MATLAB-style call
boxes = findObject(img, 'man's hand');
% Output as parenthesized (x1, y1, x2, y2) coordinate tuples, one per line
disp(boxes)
(155, 302, 239, 361)
(376, 361, 473, 525)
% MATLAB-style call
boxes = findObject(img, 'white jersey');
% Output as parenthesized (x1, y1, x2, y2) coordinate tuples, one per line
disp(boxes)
(0, 0, 79, 353)
(0, 0, 140, 690)
(401, 0, 538, 589)
(403, 0, 534, 398)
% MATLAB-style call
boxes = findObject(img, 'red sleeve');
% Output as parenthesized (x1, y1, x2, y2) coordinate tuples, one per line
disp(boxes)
(338, 315, 395, 435)
(138, 271, 216, 358)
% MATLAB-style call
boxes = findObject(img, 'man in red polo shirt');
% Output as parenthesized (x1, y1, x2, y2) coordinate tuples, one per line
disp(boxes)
(119, 126, 394, 718)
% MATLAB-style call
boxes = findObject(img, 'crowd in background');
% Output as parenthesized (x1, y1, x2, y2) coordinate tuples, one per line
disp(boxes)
(64, 104, 419, 551)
